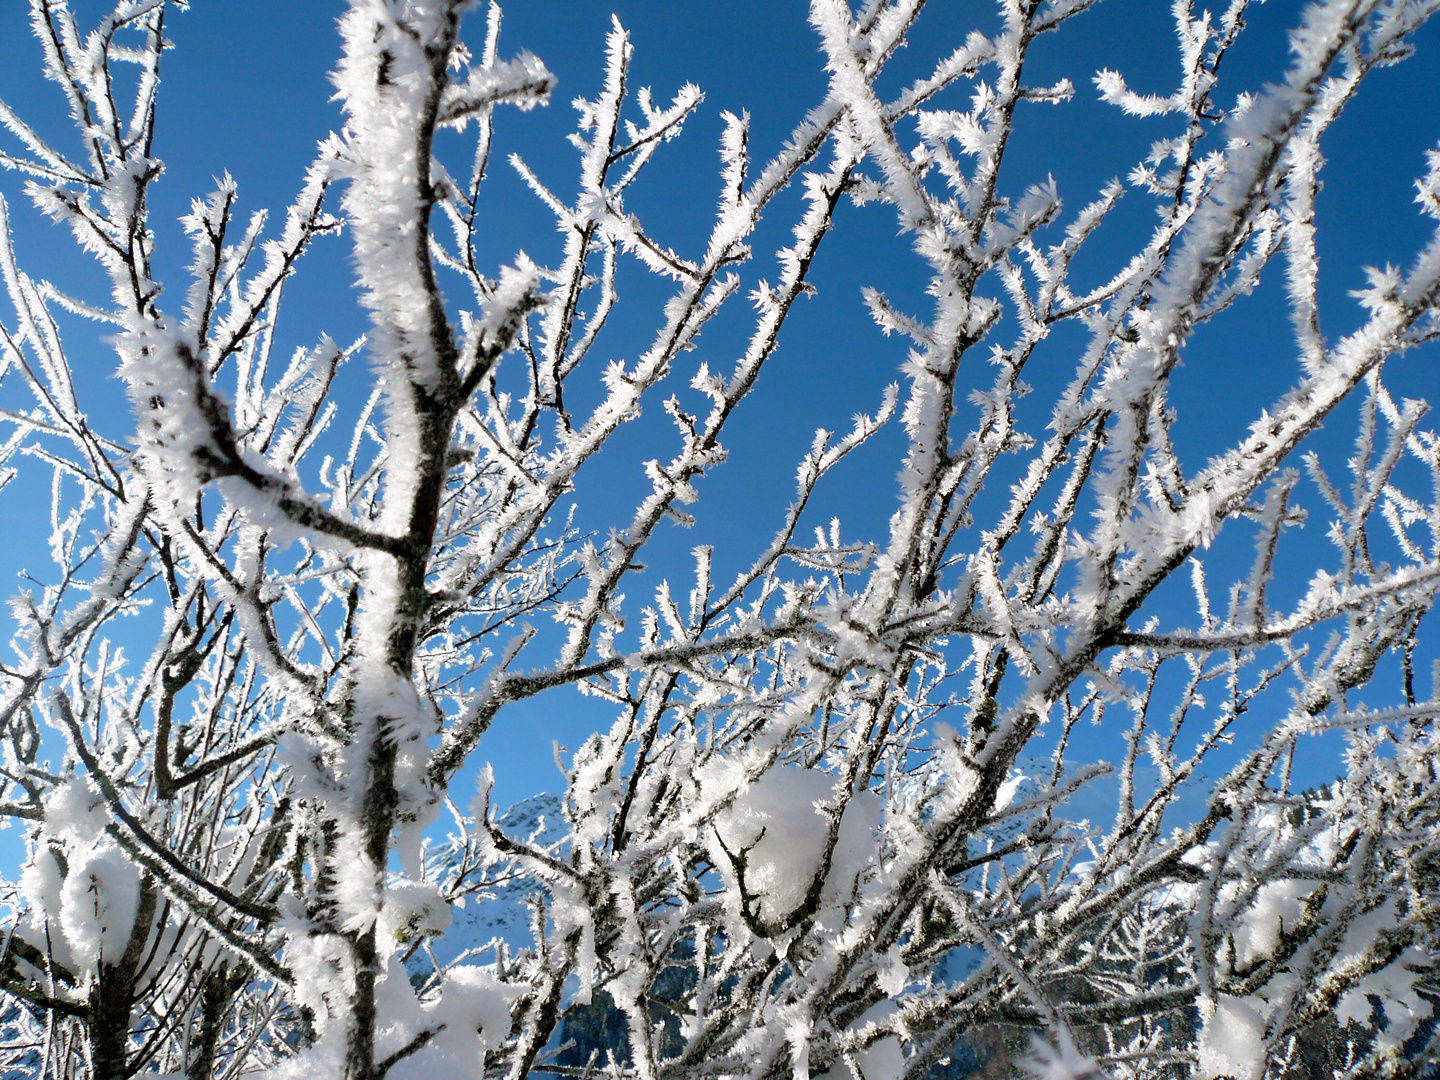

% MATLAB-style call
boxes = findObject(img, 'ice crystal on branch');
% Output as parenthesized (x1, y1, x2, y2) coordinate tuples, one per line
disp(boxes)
(0, 1, 1436, 1079)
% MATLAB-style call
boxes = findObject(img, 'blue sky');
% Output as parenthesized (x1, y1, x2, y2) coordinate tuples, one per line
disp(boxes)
(0, 1, 1437, 810)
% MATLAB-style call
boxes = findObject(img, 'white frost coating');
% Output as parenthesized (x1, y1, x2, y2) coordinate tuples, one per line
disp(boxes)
(333, 1, 457, 396)
(280, 916, 355, 1041)
(1, 0, 1438, 1077)
(712, 768, 880, 928)
(373, 957, 429, 1066)
(437, 50, 553, 128)
(115, 318, 220, 511)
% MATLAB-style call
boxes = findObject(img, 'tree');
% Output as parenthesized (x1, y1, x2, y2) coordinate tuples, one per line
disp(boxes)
(0, 0, 1436, 1077)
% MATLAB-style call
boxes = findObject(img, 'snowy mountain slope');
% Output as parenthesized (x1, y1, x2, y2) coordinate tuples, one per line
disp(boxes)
(422, 792, 566, 968)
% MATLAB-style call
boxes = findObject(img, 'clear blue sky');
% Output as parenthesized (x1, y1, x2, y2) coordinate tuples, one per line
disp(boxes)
(0, 1, 1437, 809)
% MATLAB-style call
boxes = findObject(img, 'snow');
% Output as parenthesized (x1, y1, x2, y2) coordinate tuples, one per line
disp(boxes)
(711, 767, 880, 929)
(372, 957, 524, 1080)
(2, 0, 1439, 1078)
(18, 845, 61, 915)
(1231, 879, 1314, 967)
(280, 923, 355, 1040)
(1020, 1033, 1107, 1080)
(381, 879, 453, 948)
(1336, 947, 1436, 1054)
(14, 778, 140, 975)
(1196, 996, 1267, 1080)
(58, 842, 141, 971)
(42, 776, 108, 844)
(411, 965, 523, 1073)
(1334, 900, 1436, 1053)
(813, 1002, 903, 1080)
(425, 793, 567, 966)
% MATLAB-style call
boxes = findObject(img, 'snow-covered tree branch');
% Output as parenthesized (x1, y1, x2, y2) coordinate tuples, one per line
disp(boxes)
(0, 1, 1436, 1078)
